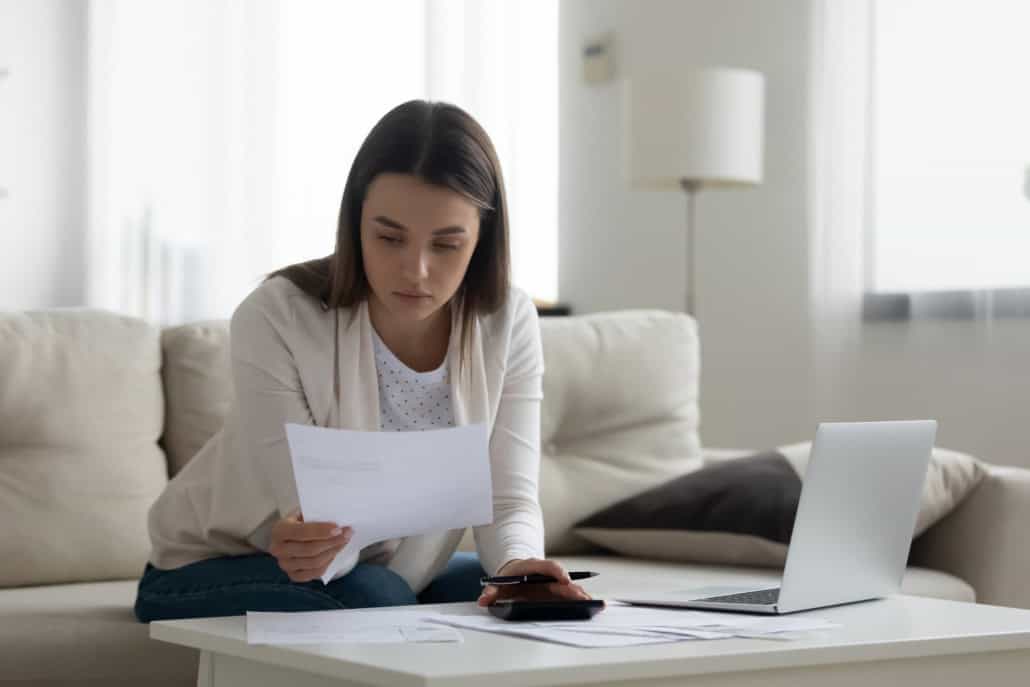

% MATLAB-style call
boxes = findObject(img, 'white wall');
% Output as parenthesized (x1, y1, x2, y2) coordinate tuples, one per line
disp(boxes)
(559, 0, 1030, 469)
(5, 1, 1027, 469)
(560, 0, 818, 452)
(0, 0, 86, 310)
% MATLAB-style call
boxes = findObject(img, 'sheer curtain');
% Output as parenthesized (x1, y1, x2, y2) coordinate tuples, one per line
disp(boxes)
(870, 0, 1030, 295)
(86, 0, 288, 324)
(808, 0, 1023, 343)
(85, 0, 557, 326)
(425, 1, 558, 309)
(807, 0, 872, 406)
(865, 0, 1030, 325)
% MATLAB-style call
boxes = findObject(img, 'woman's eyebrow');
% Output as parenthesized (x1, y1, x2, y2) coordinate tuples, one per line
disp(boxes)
(373, 215, 466, 236)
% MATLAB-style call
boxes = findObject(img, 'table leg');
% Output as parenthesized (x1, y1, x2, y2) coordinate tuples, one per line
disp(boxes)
(196, 651, 212, 687)
(199, 651, 370, 687)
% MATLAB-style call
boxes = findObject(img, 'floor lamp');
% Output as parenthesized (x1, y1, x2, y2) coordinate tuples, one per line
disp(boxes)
(625, 67, 765, 316)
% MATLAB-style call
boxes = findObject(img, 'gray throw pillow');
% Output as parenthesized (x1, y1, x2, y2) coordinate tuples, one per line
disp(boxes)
(573, 444, 986, 568)
(574, 452, 799, 567)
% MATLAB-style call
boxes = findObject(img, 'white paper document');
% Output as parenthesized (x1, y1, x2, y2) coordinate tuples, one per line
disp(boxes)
(246, 608, 462, 645)
(427, 604, 839, 648)
(430, 616, 682, 648)
(246, 604, 839, 649)
(543, 604, 839, 632)
(285, 422, 493, 583)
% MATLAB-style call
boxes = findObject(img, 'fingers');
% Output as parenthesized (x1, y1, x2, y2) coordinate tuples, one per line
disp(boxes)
(504, 558, 570, 584)
(283, 543, 346, 583)
(478, 558, 588, 606)
(281, 529, 350, 558)
(478, 584, 499, 606)
(288, 522, 348, 542)
(285, 533, 349, 560)
(478, 581, 592, 606)
(536, 559, 572, 584)
(556, 585, 589, 597)
(510, 582, 591, 601)
(273, 520, 350, 551)
(502, 558, 572, 583)
(270, 516, 352, 582)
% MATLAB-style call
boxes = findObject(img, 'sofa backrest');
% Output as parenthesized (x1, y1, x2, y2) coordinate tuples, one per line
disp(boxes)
(0, 309, 167, 587)
(537, 310, 702, 553)
(160, 321, 232, 477)
(159, 309, 704, 556)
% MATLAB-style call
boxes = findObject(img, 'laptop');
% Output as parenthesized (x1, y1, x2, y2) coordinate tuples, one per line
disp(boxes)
(616, 420, 937, 614)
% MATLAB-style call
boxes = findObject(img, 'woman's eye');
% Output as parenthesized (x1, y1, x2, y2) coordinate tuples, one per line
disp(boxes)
(378, 235, 457, 251)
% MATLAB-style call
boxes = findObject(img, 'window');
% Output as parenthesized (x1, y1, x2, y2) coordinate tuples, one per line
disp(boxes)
(87, 0, 558, 325)
(869, 0, 1030, 294)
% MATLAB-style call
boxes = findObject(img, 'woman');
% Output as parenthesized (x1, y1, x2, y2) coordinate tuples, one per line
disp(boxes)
(134, 100, 590, 622)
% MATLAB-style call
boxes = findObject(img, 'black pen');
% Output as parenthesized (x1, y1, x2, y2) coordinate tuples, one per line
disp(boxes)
(480, 571, 600, 586)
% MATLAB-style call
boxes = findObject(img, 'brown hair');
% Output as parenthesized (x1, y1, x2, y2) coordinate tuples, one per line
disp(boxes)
(267, 100, 511, 380)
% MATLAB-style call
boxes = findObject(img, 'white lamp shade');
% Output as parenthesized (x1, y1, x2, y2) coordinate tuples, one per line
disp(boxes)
(625, 67, 765, 189)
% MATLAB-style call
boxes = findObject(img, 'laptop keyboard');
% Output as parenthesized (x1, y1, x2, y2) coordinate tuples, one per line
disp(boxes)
(698, 588, 780, 605)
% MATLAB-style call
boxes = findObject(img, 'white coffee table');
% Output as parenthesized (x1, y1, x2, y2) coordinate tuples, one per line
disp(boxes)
(150, 595, 1030, 687)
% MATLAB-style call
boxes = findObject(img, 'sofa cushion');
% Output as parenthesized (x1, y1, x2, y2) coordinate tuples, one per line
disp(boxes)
(538, 311, 703, 555)
(0, 580, 196, 685)
(160, 321, 233, 476)
(0, 310, 168, 587)
(552, 554, 976, 604)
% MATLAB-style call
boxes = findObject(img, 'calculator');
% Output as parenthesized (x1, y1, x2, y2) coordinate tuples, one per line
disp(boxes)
(487, 599, 605, 621)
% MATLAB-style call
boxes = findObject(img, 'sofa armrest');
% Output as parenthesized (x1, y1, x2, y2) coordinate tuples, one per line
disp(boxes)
(910, 465, 1030, 609)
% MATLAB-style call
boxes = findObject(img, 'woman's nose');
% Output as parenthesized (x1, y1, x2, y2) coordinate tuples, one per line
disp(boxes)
(401, 247, 429, 279)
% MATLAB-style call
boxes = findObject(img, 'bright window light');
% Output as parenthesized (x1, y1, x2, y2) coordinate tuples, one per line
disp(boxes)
(870, 0, 1030, 293)
(86, 0, 559, 325)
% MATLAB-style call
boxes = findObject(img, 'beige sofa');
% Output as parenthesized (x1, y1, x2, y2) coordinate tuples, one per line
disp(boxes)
(2, 307, 1029, 687)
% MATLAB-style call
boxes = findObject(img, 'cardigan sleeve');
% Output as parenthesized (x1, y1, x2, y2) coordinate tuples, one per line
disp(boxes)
(472, 291, 547, 575)
(228, 288, 315, 524)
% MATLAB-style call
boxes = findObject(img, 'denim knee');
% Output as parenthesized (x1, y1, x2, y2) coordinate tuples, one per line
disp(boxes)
(324, 562, 417, 608)
(416, 552, 487, 604)
(133, 556, 345, 622)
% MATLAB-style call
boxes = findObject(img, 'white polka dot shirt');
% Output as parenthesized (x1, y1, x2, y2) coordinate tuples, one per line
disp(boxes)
(358, 326, 457, 565)
(372, 327, 456, 432)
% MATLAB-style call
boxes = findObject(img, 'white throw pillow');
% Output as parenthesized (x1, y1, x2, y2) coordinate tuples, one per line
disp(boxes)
(537, 310, 703, 555)
(776, 441, 987, 537)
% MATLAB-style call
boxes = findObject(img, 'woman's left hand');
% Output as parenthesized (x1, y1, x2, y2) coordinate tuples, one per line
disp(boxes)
(477, 558, 593, 606)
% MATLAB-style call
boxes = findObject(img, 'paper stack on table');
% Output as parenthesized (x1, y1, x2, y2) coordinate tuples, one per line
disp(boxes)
(426, 603, 840, 648)
(247, 608, 462, 645)
(246, 604, 839, 648)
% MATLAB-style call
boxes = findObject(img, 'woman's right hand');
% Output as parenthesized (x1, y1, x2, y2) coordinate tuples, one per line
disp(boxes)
(269, 509, 352, 583)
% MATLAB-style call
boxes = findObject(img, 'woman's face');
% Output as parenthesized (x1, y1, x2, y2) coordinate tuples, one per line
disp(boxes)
(360, 173, 481, 326)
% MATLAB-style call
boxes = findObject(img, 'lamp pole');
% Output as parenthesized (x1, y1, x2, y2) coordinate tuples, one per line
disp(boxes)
(681, 178, 701, 316)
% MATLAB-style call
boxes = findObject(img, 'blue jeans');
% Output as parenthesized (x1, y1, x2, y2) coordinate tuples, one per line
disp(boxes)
(134, 552, 486, 622)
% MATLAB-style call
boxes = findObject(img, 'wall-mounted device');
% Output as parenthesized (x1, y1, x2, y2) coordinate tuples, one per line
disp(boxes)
(582, 32, 615, 84)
